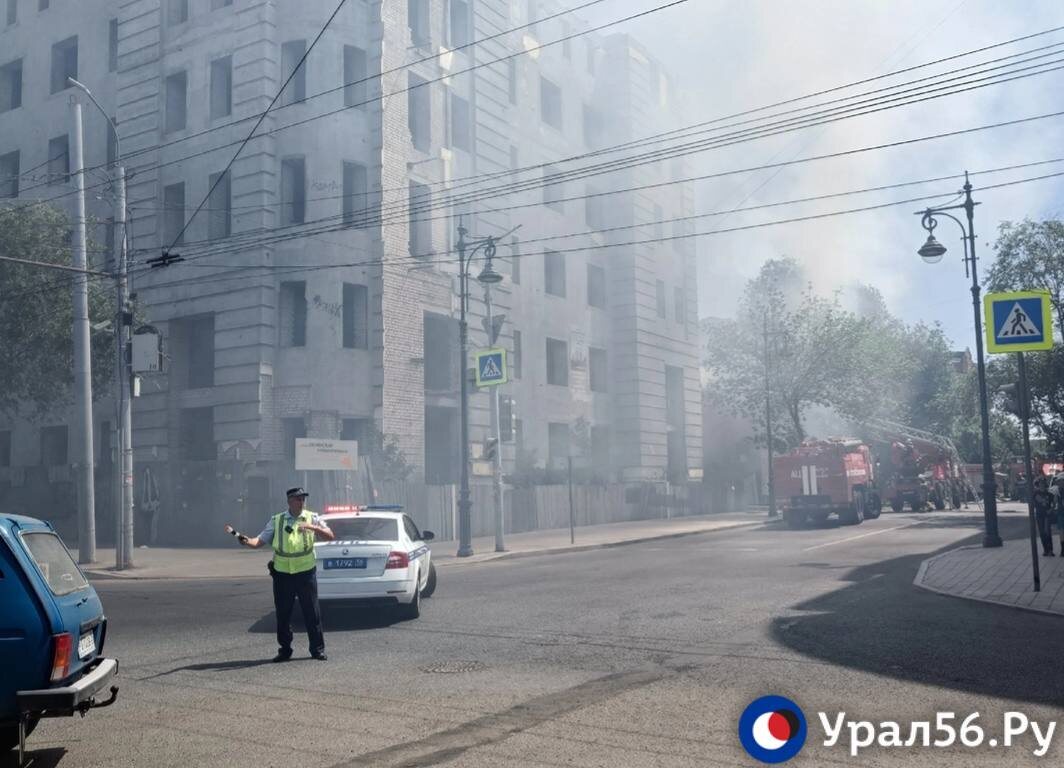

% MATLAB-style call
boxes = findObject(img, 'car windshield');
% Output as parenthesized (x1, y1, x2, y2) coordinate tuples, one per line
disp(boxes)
(327, 517, 399, 541)
(21, 531, 90, 597)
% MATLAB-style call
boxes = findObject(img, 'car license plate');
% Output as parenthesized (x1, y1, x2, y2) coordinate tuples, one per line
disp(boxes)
(324, 558, 367, 570)
(78, 632, 96, 659)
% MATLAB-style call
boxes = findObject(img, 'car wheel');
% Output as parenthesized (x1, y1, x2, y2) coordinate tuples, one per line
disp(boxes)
(399, 575, 421, 620)
(1, 717, 38, 752)
(421, 562, 437, 598)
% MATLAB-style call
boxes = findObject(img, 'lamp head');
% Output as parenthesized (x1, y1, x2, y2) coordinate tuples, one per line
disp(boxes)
(918, 234, 947, 264)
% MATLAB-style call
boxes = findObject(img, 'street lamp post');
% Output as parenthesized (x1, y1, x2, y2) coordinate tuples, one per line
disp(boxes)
(477, 255, 506, 553)
(454, 224, 500, 557)
(916, 171, 1002, 548)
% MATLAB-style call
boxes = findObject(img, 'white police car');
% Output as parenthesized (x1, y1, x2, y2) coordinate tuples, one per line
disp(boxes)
(315, 506, 436, 619)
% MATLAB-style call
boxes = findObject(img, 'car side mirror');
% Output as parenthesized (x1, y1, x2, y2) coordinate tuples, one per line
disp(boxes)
(422, 530, 435, 541)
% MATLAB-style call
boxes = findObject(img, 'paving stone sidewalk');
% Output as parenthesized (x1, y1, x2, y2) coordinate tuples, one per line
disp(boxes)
(78, 510, 774, 581)
(915, 538, 1064, 616)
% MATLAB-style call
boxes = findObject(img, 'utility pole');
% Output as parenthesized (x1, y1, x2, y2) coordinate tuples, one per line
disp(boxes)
(763, 312, 777, 518)
(70, 79, 133, 569)
(70, 97, 97, 564)
(114, 166, 133, 569)
(483, 281, 506, 552)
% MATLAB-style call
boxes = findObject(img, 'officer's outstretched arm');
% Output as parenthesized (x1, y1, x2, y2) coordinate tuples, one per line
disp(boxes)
(224, 523, 264, 548)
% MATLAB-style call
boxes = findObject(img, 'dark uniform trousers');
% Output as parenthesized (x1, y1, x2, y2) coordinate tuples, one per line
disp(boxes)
(1036, 510, 1055, 555)
(272, 567, 325, 655)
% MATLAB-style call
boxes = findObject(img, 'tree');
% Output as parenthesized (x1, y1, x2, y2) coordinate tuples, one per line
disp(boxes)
(0, 205, 113, 418)
(704, 258, 989, 456)
(704, 258, 869, 446)
(985, 219, 1064, 452)
(363, 428, 413, 482)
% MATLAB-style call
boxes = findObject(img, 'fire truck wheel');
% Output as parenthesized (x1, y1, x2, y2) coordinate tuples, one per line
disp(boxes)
(891, 498, 904, 513)
(865, 494, 882, 519)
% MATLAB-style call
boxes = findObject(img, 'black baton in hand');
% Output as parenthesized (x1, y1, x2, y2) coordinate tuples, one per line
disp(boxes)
(224, 524, 248, 544)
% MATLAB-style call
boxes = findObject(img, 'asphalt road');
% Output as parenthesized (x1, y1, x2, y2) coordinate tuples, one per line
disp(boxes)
(10, 507, 1063, 768)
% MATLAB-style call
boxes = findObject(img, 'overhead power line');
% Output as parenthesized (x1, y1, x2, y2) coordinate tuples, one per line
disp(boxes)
(3, 15, 1060, 232)
(5, 0, 688, 211)
(9, 163, 1064, 306)
(162, 0, 351, 253)
(122, 38, 1064, 218)
(160, 102, 1064, 266)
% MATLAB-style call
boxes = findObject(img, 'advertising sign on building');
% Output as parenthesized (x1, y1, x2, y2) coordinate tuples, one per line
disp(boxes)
(294, 439, 359, 471)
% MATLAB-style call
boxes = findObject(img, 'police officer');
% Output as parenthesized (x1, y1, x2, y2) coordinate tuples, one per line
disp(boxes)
(225, 487, 334, 662)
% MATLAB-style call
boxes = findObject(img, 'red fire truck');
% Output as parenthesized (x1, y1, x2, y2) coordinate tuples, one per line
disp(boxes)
(774, 438, 882, 528)
(863, 420, 969, 512)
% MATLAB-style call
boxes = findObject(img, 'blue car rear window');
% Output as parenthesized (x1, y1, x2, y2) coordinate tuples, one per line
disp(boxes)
(21, 532, 90, 596)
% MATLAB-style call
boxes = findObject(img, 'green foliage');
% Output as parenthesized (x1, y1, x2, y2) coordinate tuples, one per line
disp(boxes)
(985, 219, 1064, 453)
(0, 204, 113, 419)
(706, 258, 892, 447)
(703, 257, 1009, 460)
(364, 428, 413, 481)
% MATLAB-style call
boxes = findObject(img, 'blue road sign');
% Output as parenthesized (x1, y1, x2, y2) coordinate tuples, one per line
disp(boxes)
(984, 290, 1054, 354)
(475, 348, 507, 387)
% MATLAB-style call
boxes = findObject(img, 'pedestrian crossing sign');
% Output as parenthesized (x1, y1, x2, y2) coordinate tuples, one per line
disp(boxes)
(984, 290, 1054, 353)
(475, 348, 507, 387)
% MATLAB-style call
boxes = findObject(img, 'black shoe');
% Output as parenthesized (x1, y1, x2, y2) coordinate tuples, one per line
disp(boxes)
(272, 651, 293, 663)
(312, 652, 328, 661)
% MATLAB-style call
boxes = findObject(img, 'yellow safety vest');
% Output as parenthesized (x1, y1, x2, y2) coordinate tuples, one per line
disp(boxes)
(271, 510, 317, 574)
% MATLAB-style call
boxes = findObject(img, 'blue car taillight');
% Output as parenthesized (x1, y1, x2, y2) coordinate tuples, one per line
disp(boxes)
(50, 633, 73, 682)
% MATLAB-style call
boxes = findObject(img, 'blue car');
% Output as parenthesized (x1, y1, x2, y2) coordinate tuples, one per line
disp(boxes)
(0, 514, 118, 762)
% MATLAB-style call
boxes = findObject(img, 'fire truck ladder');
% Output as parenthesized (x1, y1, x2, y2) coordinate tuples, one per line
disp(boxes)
(859, 418, 979, 505)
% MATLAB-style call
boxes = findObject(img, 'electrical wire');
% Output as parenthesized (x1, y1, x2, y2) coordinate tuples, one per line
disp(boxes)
(5, 0, 688, 210)
(4, 14, 1059, 236)
(163, 0, 351, 253)
(120, 37, 1064, 218)
(154, 104, 1064, 265)
(8, 163, 1064, 306)
(15, 16, 1064, 212)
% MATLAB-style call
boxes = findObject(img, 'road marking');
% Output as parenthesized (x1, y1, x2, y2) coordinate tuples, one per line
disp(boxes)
(801, 521, 927, 551)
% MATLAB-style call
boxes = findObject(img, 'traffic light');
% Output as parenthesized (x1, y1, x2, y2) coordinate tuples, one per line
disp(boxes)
(483, 437, 499, 461)
(999, 382, 1028, 420)
(500, 396, 515, 442)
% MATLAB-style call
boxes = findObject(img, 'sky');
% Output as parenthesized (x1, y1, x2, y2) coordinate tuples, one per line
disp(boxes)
(582, 0, 1064, 350)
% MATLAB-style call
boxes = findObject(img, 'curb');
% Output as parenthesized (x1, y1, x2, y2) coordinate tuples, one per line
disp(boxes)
(913, 546, 1064, 619)
(435, 518, 772, 568)
(83, 518, 773, 581)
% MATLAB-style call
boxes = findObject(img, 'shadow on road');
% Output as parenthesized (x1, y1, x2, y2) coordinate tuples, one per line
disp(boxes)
(0, 747, 66, 768)
(771, 517, 1064, 707)
(141, 658, 278, 679)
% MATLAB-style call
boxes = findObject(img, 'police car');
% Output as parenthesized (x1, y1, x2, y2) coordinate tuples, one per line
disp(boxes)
(315, 505, 436, 619)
